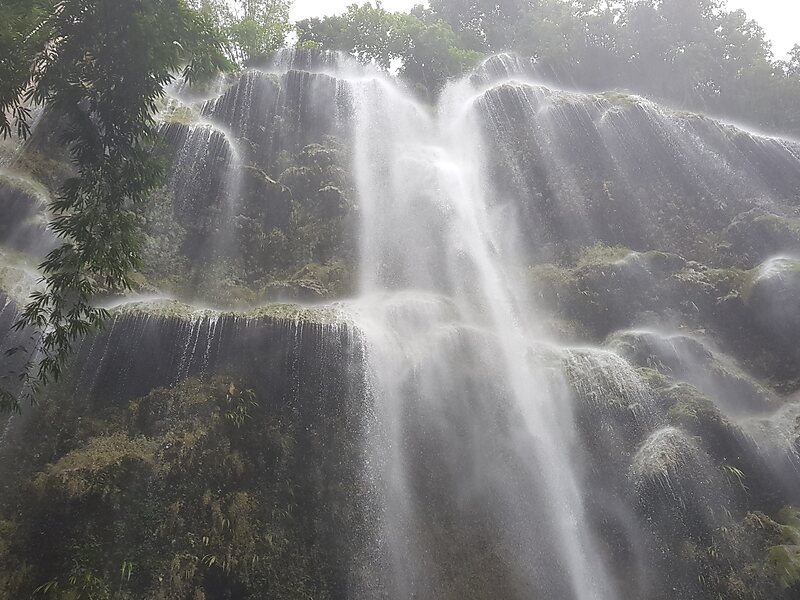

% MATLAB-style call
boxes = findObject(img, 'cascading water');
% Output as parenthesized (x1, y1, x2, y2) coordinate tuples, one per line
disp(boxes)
(345, 70, 618, 598)
(2, 49, 800, 599)
(332, 53, 800, 598)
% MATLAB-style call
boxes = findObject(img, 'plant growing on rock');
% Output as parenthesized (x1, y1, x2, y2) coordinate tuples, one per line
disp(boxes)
(0, 0, 231, 411)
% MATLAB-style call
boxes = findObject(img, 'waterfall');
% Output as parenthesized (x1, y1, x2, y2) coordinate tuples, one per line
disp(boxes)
(2, 49, 800, 599)
(343, 65, 618, 599)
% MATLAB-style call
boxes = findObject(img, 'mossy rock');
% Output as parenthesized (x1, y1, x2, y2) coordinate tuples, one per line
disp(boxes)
(726, 209, 800, 266)
(777, 507, 800, 543)
(158, 99, 201, 125)
(630, 426, 700, 491)
(528, 245, 669, 339)
(110, 297, 346, 326)
(0, 377, 366, 599)
(574, 243, 635, 267)
(742, 508, 800, 593)
(527, 247, 754, 345)
(663, 383, 738, 436)
(9, 148, 73, 197)
(33, 433, 157, 500)
(741, 257, 800, 375)
(628, 425, 731, 537)
(611, 330, 777, 414)
(262, 261, 355, 301)
(0, 172, 54, 257)
(0, 256, 42, 306)
(768, 545, 800, 591)
(654, 381, 752, 459)
(745, 257, 800, 328)
(0, 169, 50, 205)
(598, 90, 643, 108)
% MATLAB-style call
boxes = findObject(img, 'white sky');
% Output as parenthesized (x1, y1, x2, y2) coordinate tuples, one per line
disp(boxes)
(290, 0, 425, 20)
(290, 0, 799, 59)
(726, 0, 798, 58)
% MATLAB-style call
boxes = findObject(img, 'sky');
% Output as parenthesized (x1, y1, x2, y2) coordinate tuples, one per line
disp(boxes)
(290, 0, 424, 20)
(726, 0, 799, 58)
(289, 0, 799, 59)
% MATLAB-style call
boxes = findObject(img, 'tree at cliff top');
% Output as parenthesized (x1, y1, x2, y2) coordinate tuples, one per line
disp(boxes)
(305, 0, 800, 136)
(0, 0, 230, 412)
(296, 3, 483, 98)
(0, 0, 53, 139)
(192, 0, 293, 65)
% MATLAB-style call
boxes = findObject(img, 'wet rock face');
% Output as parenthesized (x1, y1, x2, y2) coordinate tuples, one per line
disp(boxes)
(0, 53, 361, 308)
(0, 178, 54, 257)
(746, 257, 800, 352)
(529, 245, 800, 385)
(205, 69, 347, 167)
(630, 427, 723, 527)
(610, 330, 777, 416)
(0, 375, 374, 600)
(476, 81, 800, 263)
(2, 50, 800, 600)
(71, 302, 359, 406)
(140, 63, 360, 305)
(726, 209, 800, 267)
(0, 295, 374, 598)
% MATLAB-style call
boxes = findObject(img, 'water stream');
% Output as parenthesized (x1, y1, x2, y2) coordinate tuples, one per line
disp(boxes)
(2, 49, 800, 599)
(346, 69, 618, 597)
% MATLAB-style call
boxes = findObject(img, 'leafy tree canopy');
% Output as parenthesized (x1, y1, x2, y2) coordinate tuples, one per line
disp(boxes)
(0, 0, 230, 412)
(0, 0, 54, 138)
(302, 0, 800, 135)
(297, 2, 483, 97)
(192, 0, 293, 65)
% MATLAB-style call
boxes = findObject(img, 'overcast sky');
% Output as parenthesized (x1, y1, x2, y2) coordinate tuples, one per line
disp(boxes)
(290, 0, 799, 59)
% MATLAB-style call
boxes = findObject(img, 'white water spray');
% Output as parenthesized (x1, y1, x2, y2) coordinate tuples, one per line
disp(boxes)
(345, 64, 618, 599)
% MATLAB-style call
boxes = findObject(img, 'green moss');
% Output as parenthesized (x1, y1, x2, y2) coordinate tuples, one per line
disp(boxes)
(726, 210, 800, 267)
(752, 213, 800, 236)
(9, 149, 73, 196)
(650, 379, 752, 464)
(110, 298, 345, 326)
(0, 257, 42, 305)
(663, 383, 726, 425)
(35, 434, 157, 500)
(0, 169, 50, 206)
(637, 250, 687, 272)
(703, 266, 753, 301)
(768, 545, 800, 590)
(777, 508, 800, 542)
(529, 247, 690, 340)
(263, 260, 355, 301)
(529, 244, 794, 387)
(599, 90, 642, 108)
(574, 243, 634, 268)
(159, 102, 200, 125)
(735, 509, 800, 594)
(634, 366, 673, 389)
(743, 257, 800, 301)
(133, 137, 357, 308)
(0, 376, 364, 598)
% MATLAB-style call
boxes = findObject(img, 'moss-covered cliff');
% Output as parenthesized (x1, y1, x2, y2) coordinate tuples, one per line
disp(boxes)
(1, 50, 800, 600)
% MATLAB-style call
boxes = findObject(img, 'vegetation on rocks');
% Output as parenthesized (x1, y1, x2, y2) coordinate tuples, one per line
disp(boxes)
(0, 0, 231, 408)
(135, 137, 357, 307)
(0, 2, 798, 598)
(0, 377, 367, 599)
(529, 244, 799, 388)
(304, 0, 800, 137)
